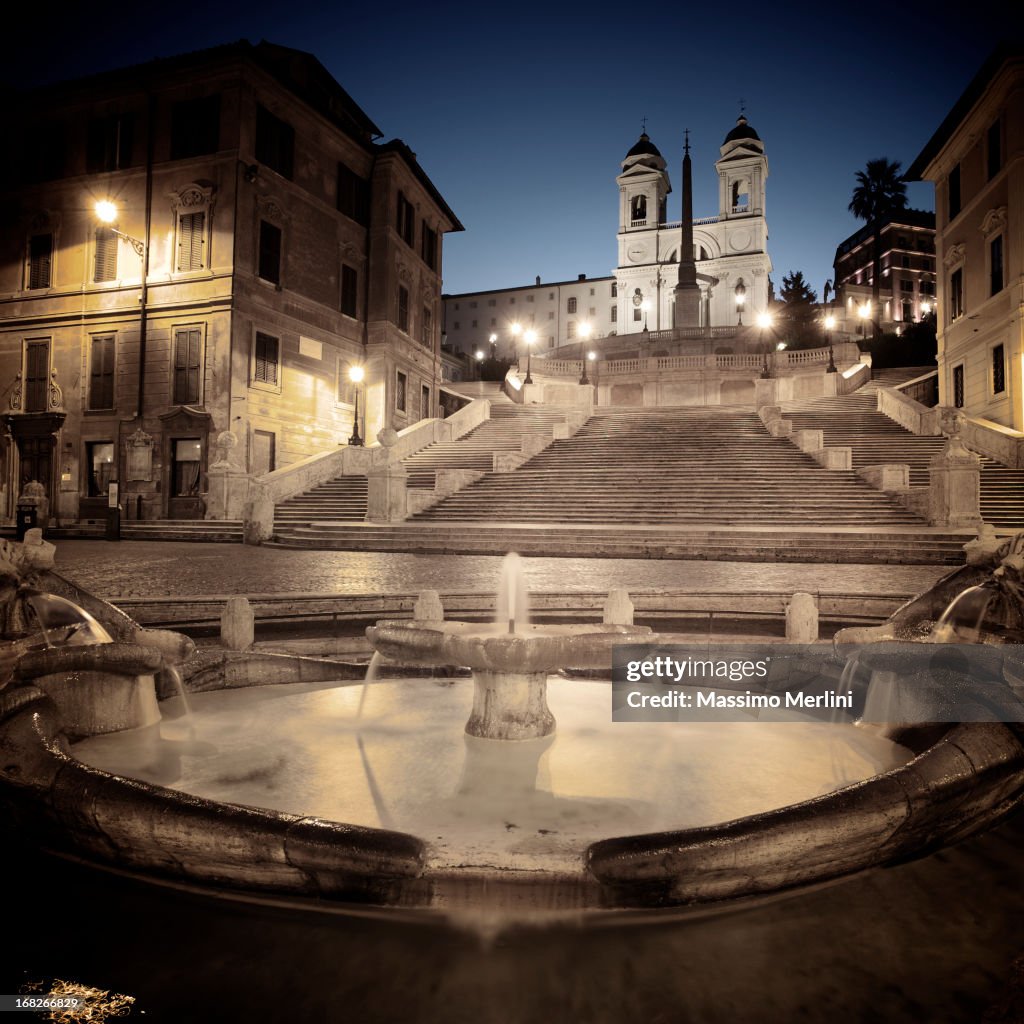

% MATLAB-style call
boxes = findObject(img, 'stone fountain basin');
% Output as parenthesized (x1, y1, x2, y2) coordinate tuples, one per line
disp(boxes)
(2, 650, 1024, 912)
(366, 620, 651, 673)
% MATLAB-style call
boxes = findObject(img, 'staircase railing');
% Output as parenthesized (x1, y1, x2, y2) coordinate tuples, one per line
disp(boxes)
(895, 369, 939, 408)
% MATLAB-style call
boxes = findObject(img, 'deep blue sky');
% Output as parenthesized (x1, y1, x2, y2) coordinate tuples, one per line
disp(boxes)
(8, 1, 1009, 300)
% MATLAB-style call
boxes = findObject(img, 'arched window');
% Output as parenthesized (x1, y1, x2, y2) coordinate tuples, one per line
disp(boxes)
(630, 195, 647, 223)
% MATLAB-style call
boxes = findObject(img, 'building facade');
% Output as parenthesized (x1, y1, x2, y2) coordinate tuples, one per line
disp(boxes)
(907, 45, 1022, 431)
(443, 116, 771, 361)
(831, 210, 937, 334)
(0, 42, 461, 524)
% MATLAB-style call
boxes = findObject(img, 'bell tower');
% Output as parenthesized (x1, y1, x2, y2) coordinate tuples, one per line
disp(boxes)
(616, 132, 671, 236)
(716, 115, 767, 219)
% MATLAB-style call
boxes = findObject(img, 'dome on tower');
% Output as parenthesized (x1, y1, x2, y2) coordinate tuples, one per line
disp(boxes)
(625, 132, 663, 159)
(724, 115, 760, 144)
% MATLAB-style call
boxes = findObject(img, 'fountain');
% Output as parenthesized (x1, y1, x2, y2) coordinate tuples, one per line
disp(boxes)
(0, 539, 1022, 915)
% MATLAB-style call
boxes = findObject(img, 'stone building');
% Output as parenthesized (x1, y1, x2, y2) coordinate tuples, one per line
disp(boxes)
(906, 44, 1022, 431)
(831, 209, 937, 334)
(443, 116, 771, 360)
(0, 41, 461, 525)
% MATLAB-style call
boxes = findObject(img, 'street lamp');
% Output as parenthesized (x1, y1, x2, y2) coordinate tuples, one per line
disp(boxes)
(857, 302, 871, 337)
(757, 312, 773, 378)
(474, 349, 484, 381)
(523, 329, 537, 385)
(347, 364, 365, 446)
(734, 280, 746, 326)
(578, 322, 593, 383)
(920, 301, 932, 318)
(824, 314, 837, 373)
(95, 200, 148, 419)
(641, 299, 651, 334)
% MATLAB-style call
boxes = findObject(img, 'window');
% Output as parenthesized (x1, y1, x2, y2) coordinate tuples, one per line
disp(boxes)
(469, 301, 477, 308)
(88, 335, 115, 410)
(567, 321, 576, 339)
(633, 308, 642, 322)
(94, 228, 118, 282)
(396, 192, 415, 246)
(397, 285, 409, 332)
(421, 223, 438, 270)
(396, 371, 407, 412)
(255, 104, 294, 180)
(949, 268, 963, 321)
(421, 385, 430, 419)
(422, 307, 433, 347)
(901, 255, 911, 268)
(337, 162, 370, 225)
(172, 327, 202, 405)
(611, 306, 618, 323)
(611, 282, 618, 297)
(990, 236, 1004, 296)
(87, 113, 134, 173)
(258, 220, 282, 285)
(987, 119, 1001, 180)
(253, 332, 280, 386)
(170, 95, 220, 160)
(177, 212, 206, 271)
(547, 312, 554, 320)
(526, 295, 534, 303)
(472, 319, 478, 328)
(28, 233, 52, 289)
(948, 163, 961, 220)
(567, 297, 577, 313)
(902, 300, 912, 322)
(920, 280, 935, 296)
(631, 195, 647, 222)
(340, 264, 358, 317)
(86, 442, 114, 497)
(24, 340, 49, 412)
(993, 344, 1006, 395)
(900, 279, 914, 293)
(488, 299, 496, 307)
(953, 364, 964, 408)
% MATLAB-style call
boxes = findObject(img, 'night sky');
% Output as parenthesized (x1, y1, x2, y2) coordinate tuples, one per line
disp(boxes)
(6, 2, 1010, 300)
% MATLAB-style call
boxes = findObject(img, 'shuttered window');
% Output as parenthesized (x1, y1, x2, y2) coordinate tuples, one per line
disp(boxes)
(25, 341, 49, 412)
(396, 371, 407, 412)
(258, 220, 282, 284)
(254, 332, 279, 386)
(94, 228, 118, 282)
(177, 212, 205, 271)
(89, 336, 115, 409)
(173, 328, 202, 405)
(28, 233, 52, 289)
(340, 264, 358, 317)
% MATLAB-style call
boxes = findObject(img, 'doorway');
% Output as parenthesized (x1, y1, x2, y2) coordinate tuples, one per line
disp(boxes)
(252, 430, 276, 476)
(169, 437, 203, 519)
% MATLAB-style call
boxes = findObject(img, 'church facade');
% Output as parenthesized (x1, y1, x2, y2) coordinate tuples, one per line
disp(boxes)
(443, 116, 772, 360)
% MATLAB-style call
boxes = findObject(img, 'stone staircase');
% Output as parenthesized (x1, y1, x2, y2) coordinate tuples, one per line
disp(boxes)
(782, 373, 1024, 530)
(271, 391, 575, 536)
(409, 406, 927, 526)
(120, 519, 244, 542)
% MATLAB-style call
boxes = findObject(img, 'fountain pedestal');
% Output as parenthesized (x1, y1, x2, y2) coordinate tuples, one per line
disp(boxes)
(467, 669, 555, 740)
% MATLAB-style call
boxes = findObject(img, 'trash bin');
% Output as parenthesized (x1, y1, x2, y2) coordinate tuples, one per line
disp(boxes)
(16, 502, 37, 541)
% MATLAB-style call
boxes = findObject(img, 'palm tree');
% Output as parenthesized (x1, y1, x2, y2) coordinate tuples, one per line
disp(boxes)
(849, 158, 908, 340)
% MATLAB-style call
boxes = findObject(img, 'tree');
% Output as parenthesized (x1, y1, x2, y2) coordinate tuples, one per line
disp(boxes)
(848, 158, 908, 340)
(779, 270, 819, 349)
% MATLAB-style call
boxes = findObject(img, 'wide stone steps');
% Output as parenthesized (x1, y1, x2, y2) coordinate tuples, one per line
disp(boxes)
(266, 522, 969, 564)
(273, 476, 368, 527)
(783, 379, 1024, 529)
(120, 519, 244, 542)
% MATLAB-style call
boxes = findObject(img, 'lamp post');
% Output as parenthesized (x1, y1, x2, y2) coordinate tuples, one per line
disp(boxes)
(523, 329, 536, 385)
(641, 299, 651, 335)
(857, 302, 871, 337)
(95, 200, 147, 418)
(348, 364, 365, 446)
(578, 322, 593, 384)
(920, 301, 932, 319)
(474, 349, 484, 381)
(757, 312, 773, 378)
(734, 280, 746, 326)
(824, 314, 837, 373)
(510, 322, 522, 373)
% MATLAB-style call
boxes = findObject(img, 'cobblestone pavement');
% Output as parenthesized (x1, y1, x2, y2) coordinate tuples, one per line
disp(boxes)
(48, 540, 950, 600)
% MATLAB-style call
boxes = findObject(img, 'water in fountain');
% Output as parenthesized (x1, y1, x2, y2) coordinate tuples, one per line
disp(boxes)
(20, 589, 113, 650)
(356, 651, 383, 719)
(495, 552, 529, 634)
(930, 584, 996, 643)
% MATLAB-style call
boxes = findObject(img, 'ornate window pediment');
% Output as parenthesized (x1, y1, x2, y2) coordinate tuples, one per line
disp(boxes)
(980, 206, 1007, 237)
(943, 243, 966, 269)
(169, 183, 215, 272)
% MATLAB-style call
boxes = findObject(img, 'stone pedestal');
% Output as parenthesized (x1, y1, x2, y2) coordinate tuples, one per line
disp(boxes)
(786, 593, 819, 642)
(603, 588, 635, 626)
(929, 429, 982, 528)
(243, 490, 276, 545)
(466, 670, 556, 741)
(221, 596, 254, 651)
(206, 465, 252, 520)
(754, 378, 777, 409)
(367, 464, 408, 522)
